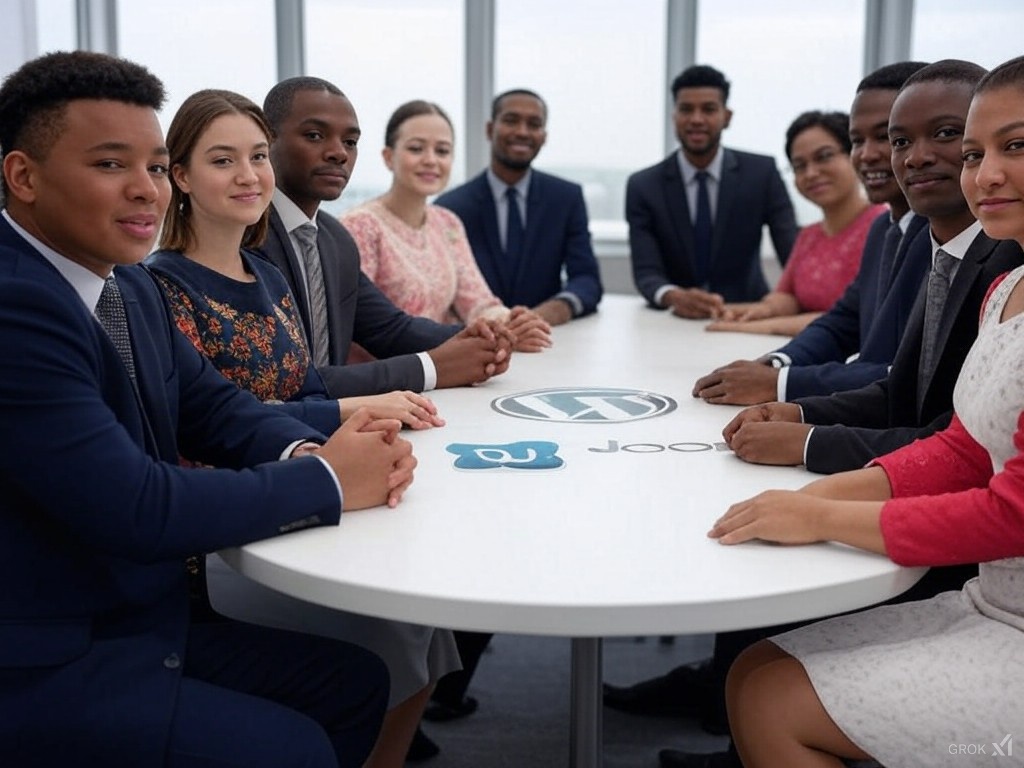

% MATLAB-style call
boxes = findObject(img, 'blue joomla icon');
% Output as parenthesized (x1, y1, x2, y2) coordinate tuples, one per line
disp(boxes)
(445, 441, 564, 470)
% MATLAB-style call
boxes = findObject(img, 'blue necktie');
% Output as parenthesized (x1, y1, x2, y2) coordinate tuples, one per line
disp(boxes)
(505, 186, 524, 264)
(693, 171, 713, 287)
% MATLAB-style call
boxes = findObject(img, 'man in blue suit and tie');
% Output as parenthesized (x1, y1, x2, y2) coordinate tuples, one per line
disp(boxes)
(0, 51, 413, 767)
(627, 64, 798, 318)
(436, 89, 603, 326)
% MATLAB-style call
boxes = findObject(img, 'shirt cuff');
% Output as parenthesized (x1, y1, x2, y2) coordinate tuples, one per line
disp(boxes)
(801, 424, 813, 466)
(312, 455, 344, 512)
(653, 284, 679, 307)
(281, 440, 308, 461)
(776, 365, 790, 402)
(418, 351, 437, 391)
(556, 291, 583, 317)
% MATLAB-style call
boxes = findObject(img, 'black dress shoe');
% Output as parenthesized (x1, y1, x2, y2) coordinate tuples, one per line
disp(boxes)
(658, 748, 741, 768)
(604, 660, 715, 717)
(422, 695, 479, 722)
(406, 726, 441, 762)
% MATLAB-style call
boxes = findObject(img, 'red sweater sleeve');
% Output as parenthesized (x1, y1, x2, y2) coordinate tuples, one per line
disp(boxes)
(876, 411, 1024, 566)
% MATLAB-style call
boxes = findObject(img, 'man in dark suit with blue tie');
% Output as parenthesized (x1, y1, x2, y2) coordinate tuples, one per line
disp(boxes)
(436, 89, 603, 326)
(626, 64, 798, 319)
(691, 62, 932, 406)
(0, 51, 416, 768)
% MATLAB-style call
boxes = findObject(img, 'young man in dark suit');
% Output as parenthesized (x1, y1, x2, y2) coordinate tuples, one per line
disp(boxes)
(723, 60, 1024, 476)
(691, 61, 931, 406)
(258, 77, 514, 399)
(436, 89, 603, 326)
(626, 64, 798, 319)
(0, 52, 420, 767)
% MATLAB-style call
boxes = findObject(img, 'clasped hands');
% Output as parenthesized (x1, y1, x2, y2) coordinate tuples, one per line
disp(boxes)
(296, 408, 417, 511)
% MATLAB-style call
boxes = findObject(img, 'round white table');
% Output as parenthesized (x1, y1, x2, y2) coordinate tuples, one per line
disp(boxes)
(221, 295, 924, 767)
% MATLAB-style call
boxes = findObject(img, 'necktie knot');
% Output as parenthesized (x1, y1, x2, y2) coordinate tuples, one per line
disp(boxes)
(295, 222, 318, 249)
(934, 248, 957, 280)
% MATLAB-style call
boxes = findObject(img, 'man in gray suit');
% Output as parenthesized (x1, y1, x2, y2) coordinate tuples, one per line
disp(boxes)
(258, 77, 513, 398)
(626, 64, 798, 319)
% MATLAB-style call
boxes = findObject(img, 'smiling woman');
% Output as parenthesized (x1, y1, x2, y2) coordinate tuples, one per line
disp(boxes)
(705, 110, 884, 337)
(340, 99, 553, 353)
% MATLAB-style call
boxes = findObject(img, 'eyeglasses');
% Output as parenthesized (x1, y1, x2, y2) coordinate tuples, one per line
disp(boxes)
(790, 147, 843, 176)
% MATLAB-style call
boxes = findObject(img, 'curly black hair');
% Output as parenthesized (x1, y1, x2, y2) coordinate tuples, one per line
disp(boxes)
(0, 51, 164, 196)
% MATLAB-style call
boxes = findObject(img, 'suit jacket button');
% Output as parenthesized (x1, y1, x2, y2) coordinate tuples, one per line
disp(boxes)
(163, 653, 181, 669)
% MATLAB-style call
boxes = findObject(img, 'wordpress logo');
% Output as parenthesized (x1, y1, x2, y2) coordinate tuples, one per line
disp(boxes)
(446, 441, 564, 471)
(492, 388, 677, 423)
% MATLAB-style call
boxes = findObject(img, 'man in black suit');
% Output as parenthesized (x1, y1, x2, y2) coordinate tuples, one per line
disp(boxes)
(626, 64, 798, 318)
(614, 60, 1024, 768)
(258, 77, 513, 399)
(692, 62, 931, 406)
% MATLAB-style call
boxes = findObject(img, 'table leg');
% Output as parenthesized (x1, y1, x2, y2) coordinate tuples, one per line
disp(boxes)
(569, 636, 603, 768)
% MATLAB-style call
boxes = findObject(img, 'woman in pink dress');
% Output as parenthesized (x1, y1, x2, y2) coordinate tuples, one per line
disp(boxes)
(707, 58, 1024, 768)
(341, 101, 551, 353)
(708, 110, 885, 336)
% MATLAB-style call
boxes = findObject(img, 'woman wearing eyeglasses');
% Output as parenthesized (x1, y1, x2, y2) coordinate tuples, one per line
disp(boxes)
(707, 110, 884, 336)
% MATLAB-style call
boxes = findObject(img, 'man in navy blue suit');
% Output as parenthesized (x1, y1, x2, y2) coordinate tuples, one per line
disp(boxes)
(436, 89, 603, 326)
(691, 61, 931, 406)
(626, 64, 798, 318)
(0, 51, 415, 767)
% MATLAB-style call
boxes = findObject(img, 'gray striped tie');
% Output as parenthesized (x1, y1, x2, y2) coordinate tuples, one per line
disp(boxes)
(918, 248, 957, 400)
(294, 223, 330, 367)
(95, 275, 137, 381)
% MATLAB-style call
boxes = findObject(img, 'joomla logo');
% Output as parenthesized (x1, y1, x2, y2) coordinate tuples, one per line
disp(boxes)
(492, 387, 677, 423)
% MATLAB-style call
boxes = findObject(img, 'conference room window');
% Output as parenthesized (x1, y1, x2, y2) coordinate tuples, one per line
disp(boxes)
(306, 0, 466, 218)
(696, 0, 865, 227)
(116, 0, 278, 134)
(35, 0, 75, 54)
(911, 0, 1022, 69)
(494, 0, 666, 240)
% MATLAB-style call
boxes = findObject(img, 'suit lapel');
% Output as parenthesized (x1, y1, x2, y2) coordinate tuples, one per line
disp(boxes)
(475, 174, 510, 298)
(918, 231, 993, 408)
(662, 156, 695, 268)
(119, 284, 162, 458)
(885, 214, 928, 292)
(267, 208, 314, 344)
(712, 149, 739, 266)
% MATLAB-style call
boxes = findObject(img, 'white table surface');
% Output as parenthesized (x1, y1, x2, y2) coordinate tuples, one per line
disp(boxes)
(222, 294, 924, 638)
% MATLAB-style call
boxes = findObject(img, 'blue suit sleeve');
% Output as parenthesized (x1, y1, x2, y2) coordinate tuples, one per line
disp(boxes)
(0, 276, 340, 562)
(762, 163, 798, 267)
(560, 187, 603, 315)
(626, 172, 670, 306)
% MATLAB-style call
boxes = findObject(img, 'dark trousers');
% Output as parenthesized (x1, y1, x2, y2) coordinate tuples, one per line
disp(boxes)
(432, 630, 492, 705)
(169, 619, 390, 768)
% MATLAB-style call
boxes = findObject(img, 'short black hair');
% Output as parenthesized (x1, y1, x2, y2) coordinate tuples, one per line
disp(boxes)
(263, 76, 344, 133)
(857, 61, 929, 93)
(670, 64, 730, 103)
(976, 54, 1024, 96)
(0, 51, 164, 196)
(785, 110, 851, 160)
(491, 89, 547, 121)
(900, 58, 987, 93)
